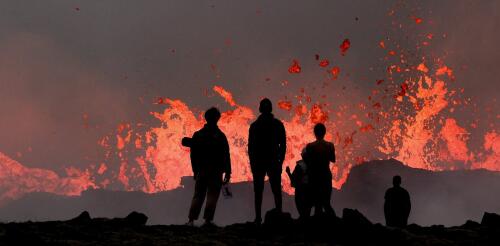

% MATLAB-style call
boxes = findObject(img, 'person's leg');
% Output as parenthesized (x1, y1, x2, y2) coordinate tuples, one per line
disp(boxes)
(268, 168, 282, 212)
(203, 178, 222, 223)
(304, 186, 312, 218)
(322, 183, 336, 216)
(296, 188, 309, 219)
(295, 189, 304, 218)
(188, 177, 208, 222)
(253, 171, 265, 223)
(310, 180, 322, 216)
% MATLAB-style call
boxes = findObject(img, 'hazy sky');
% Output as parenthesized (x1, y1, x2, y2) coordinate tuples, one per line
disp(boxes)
(0, 0, 498, 174)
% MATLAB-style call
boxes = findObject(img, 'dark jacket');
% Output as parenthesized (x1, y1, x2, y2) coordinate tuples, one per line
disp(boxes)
(384, 186, 411, 227)
(248, 113, 286, 169)
(304, 139, 335, 180)
(189, 124, 231, 177)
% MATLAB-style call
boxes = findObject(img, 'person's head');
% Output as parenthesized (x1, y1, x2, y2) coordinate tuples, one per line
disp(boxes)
(204, 107, 221, 125)
(314, 123, 326, 140)
(393, 175, 402, 187)
(259, 98, 272, 114)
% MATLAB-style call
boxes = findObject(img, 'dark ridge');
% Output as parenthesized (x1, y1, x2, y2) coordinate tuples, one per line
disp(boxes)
(1, 210, 499, 245)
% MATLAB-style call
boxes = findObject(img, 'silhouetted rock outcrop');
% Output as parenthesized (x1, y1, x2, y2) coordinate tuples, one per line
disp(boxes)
(1, 210, 500, 245)
(342, 208, 372, 228)
(263, 208, 293, 229)
(481, 212, 500, 228)
(69, 211, 91, 223)
(125, 211, 148, 226)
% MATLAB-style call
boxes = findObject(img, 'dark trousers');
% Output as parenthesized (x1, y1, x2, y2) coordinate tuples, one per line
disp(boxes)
(252, 168, 282, 220)
(312, 176, 335, 216)
(188, 175, 222, 221)
(295, 186, 312, 219)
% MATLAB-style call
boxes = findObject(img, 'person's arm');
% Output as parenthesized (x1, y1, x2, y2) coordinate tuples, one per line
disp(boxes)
(181, 137, 193, 147)
(329, 142, 336, 163)
(384, 189, 390, 218)
(405, 190, 411, 216)
(190, 132, 200, 178)
(277, 121, 287, 166)
(222, 133, 231, 183)
(248, 124, 256, 169)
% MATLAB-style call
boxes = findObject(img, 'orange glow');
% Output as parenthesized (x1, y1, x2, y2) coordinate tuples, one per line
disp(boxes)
(213, 85, 237, 106)
(0, 152, 95, 204)
(278, 100, 293, 111)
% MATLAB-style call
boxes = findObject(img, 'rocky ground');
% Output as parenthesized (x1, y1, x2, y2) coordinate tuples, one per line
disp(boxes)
(1, 209, 500, 246)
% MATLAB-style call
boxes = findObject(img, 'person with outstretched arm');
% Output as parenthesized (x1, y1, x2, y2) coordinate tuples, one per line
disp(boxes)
(182, 107, 231, 227)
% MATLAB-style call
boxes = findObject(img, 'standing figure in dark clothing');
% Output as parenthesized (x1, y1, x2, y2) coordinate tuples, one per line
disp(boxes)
(304, 123, 336, 216)
(384, 175, 411, 227)
(183, 107, 231, 227)
(248, 98, 287, 224)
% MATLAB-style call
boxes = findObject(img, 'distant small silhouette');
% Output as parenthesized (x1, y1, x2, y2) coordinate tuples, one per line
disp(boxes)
(248, 98, 287, 224)
(286, 148, 311, 220)
(183, 107, 231, 226)
(304, 123, 336, 216)
(384, 175, 411, 227)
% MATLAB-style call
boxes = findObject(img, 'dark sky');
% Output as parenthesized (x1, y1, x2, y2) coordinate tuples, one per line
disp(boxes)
(0, 0, 498, 173)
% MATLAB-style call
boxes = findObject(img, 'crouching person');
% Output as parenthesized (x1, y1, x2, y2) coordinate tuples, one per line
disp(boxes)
(182, 107, 231, 227)
(286, 148, 311, 220)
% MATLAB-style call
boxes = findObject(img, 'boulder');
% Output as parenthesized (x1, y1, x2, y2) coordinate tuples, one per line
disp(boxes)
(263, 208, 293, 228)
(481, 212, 500, 228)
(125, 211, 148, 226)
(69, 211, 91, 223)
(461, 220, 481, 229)
(342, 208, 372, 227)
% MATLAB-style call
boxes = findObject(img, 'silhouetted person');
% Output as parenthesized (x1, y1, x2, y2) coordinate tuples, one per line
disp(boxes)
(304, 123, 336, 216)
(384, 175, 411, 227)
(248, 98, 287, 224)
(286, 148, 311, 220)
(183, 107, 231, 226)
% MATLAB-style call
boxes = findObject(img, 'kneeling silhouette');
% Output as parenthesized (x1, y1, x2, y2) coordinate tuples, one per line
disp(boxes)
(286, 148, 311, 219)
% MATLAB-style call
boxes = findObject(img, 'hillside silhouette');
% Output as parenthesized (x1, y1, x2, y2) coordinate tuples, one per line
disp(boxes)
(1, 159, 500, 226)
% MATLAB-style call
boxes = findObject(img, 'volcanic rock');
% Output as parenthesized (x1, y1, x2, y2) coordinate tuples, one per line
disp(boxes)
(69, 210, 91, 223)
(481, 212, 500, 228)
(342, 208, 372, 228)
(124, 211, 148, 226)
(263, 208, 293, 229)
(1, 211, 499, 245)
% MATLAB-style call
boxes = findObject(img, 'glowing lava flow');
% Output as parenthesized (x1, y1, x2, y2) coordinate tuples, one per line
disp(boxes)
(97, 77, 498, 195)
(0, 152, 95, 204)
